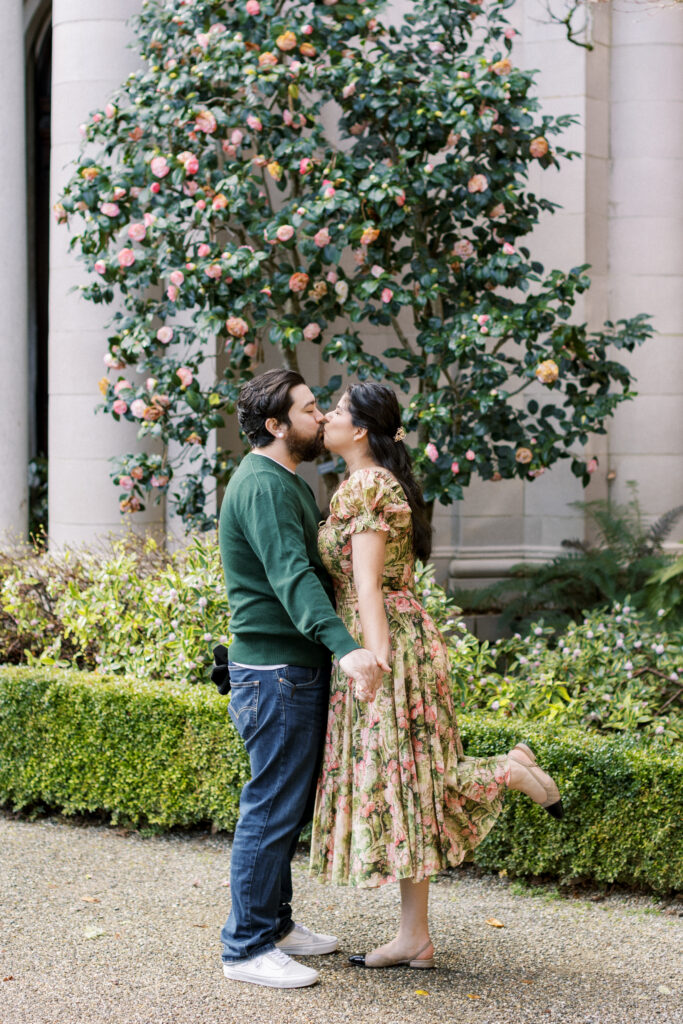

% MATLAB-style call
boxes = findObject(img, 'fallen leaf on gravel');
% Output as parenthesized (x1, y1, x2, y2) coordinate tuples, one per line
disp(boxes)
(466, 994, 483, 1000)
(191, 923, 208, 928)
(485, 917, 505, 928)
(81, 896, 100, 903)
(415, 990, 429, 996)
(83, 927, 106, 940)
(522, 979, 533, 985)
(3, 976, 14, 982)
(657, 985, 672, 995)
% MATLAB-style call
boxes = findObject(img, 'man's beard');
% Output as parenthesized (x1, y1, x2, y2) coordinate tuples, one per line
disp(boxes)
(285, 424, 326, 463)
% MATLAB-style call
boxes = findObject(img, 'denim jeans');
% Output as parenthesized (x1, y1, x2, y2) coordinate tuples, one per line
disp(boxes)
(221, 661, 331, 964)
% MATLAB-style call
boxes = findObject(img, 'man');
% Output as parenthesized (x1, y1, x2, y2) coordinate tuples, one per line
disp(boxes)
(219, 368, 387, 989)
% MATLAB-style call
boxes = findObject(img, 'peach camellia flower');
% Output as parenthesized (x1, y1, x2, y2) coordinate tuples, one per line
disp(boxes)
(226, 316, 249, 338)
(491, 58, 512, 76)
(467, 174, 488, 193)
(314, 227, 331, 248)
(150, 156, 170, 178)
(489, 203, 505, 219)
(515, 447, 533, 464)
(130, 399, 148, 418)
(425, 443, 439, 463)
(303, 322, 321, 341)
(535, 359, 559, 384)
(128, 223, 146, 242)
(100, 202, 120, 218)
(118, 248, 136, 268)
(195, 110, 217, 134)
(276, 224, 295, 242)
(258, 51, 278, 68)
(360, 226, 380, 246)
(289, 271, 309, 293)
(530, 136, 549, 159)
(157, 326, 174, 344)
(276, 30, 297, 51)
(112, 399, 128, 416)
(299, 42, 317, 58)
(176, 367, 193, 389)
(381, 288, 393, 304)
(267, 161, 283, 181)
(212, 193, 228, 211)
(245, 0, 260, 14)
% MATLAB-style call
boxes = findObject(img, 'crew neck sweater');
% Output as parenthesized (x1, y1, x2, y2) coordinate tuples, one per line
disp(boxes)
(218, 452, 358, 667)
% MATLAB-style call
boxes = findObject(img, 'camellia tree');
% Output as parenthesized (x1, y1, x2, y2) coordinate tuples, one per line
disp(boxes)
(57, 0, 652, 529)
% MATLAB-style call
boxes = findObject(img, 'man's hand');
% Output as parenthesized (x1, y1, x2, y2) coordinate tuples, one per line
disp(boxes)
(339, 648, 391, 703)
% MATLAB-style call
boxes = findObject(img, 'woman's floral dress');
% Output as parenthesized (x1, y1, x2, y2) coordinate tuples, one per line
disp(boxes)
(310, 467, 510, 889)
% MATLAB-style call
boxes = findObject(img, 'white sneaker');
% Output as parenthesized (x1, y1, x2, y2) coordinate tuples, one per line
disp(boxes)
(276, 922, 339, 955)
(222, 947, 319, 989)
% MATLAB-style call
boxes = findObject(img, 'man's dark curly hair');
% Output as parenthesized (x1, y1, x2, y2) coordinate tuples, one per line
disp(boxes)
(237, 368, 305, 447)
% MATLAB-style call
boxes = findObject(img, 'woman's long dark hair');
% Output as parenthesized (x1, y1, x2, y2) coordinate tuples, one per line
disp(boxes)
(346, 382, 432, 562)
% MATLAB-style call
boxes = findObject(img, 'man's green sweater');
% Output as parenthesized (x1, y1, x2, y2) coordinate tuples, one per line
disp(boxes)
(218, 452, 358, 667)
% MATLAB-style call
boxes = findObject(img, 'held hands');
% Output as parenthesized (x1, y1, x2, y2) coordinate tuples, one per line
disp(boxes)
(339, 648, 391, 703)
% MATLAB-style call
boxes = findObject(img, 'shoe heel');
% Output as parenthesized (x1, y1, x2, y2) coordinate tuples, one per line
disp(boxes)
(409, 957, 435, 969)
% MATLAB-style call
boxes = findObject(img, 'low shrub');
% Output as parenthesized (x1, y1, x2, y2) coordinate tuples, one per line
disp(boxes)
(1, 666, 680, 893)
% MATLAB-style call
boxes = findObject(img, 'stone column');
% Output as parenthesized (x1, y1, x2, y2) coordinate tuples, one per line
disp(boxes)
(607, 3, 683, 545)
(0, 1, 29, 537)
(49, 0, 164, 545)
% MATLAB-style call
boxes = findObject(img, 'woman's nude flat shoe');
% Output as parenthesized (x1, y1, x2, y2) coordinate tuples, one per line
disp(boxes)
(510, 743, 564, 820)
(349, 940, 435, 969)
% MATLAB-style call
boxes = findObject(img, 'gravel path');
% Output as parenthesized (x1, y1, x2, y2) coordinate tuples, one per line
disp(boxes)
(1, 813, 681, 1024)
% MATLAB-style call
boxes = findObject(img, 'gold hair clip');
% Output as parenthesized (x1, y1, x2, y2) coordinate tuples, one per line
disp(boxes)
(393, 426, 406, 442)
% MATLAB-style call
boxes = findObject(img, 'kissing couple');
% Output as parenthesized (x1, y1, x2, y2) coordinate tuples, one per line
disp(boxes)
(218, 368, 563, 988)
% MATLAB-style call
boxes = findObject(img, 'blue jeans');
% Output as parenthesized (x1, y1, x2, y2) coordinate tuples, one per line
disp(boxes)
(221, 662, 331, 964)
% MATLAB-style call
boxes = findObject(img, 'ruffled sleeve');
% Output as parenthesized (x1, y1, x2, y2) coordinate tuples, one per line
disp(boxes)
(330, 468, 411, 536)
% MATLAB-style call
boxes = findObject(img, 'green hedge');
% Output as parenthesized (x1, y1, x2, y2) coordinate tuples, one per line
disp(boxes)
(1, 666, 681, 892)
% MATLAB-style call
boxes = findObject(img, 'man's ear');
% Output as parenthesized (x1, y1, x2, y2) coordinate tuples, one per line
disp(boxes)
(265, 416, 285, 439)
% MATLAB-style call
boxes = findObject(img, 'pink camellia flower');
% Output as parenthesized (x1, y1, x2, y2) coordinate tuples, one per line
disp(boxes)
(94, 260, 107, 275)
(342, 82, 356, 98)
(119, 475, 134, 492)
(303, 322, 321, 341)
(151, 156, 170, 178)
(166, 285, 179, 302)
(128, 222, 146, 242)
(226, 316, 249, 337)
(244, 342, 258, 358)
(327, 270, 338, 284)
(196, 32, 210, 50)
(587, 458, 598, 474)
(246, 114, 263, 132)
(289, 272, 309, 293)
(113, 379, 132, 396)
(170, 270, 185, 286)
(457, 70, 470, 80)
(222, 142, 237, 158)
(465, 449, 476, 461)
(323, 185, 336, 199)
(113, 187, 126, 200)
(314, 227, 331, 248)
(118, 248, 136, 268)
(92, 112, 102, 124)
(100, 202, 120, 217)
(143, 213, 156, 228)
(282, 109, 294, 127)
(151, 475, 169, 488)
(428, 41, 445, 55)
(195, 110, 217, 133)
(451, 461, 460, 474)
(197, 243, 211, 258)
(205, 263, 223, 279)
(157, 326, 174, 344)
(246, 0, 260, 14)
(302, 23, 313, 36)
(105, 103, 116, 118)
(425, 443, 439, 463)
(230, 128, 244, 147)
(104, 353, 125, 370)
(212, 193, 228, 211)
(299, 157, 313, 175)
(112, 399, 128, 416)
(145, 377, 158, 392)
(150, 181, 161, 194)
(152, 393, 170, 410)
(176, 366, 193, 389)
(489, 203, 505, 219)
(502, 242, 516, 255)
(468, 174, 488, 193)
(130, 399, 148, 418)
(395, 190, 406, 207)
(179, 151, 199, 175)
(276, 224, 295, 242)
(53, 203, 67, 225)
(130, 467, 144, 481)
(196, 199, 206, 211)
(504, 27, 516, 39)
(381, 288, 393, 304)
(453, 239, 474, 259)
(371, 265, 384, 278)
(477, 314, 490, 325)
(129, 126, 143, 142)
(424, 162, 434, 174)
(183, 177, 197, 195)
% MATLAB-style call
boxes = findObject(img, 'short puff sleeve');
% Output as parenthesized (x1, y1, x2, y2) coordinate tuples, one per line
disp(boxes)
(330, 469, 411, 536)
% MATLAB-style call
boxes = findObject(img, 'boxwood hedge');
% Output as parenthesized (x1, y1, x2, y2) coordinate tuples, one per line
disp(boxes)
(1, 666, 680, 892)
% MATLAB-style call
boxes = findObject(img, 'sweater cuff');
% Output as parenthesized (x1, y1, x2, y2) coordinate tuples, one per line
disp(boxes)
(330, 630, 361, 662)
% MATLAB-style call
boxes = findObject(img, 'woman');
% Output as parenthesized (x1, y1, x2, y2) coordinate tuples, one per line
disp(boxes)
(310, 382, 563, 969)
